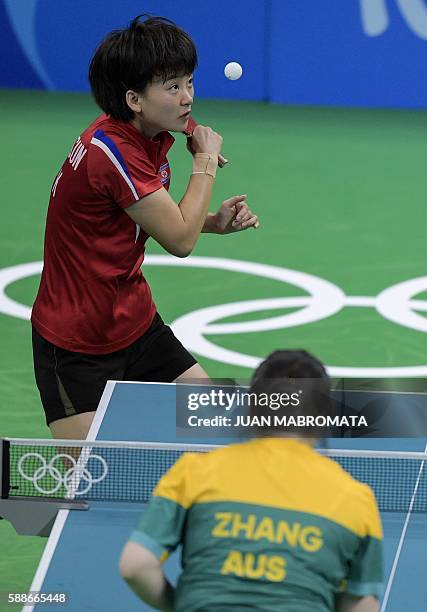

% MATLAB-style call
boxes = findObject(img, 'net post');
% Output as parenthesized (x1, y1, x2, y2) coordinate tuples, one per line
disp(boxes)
(0, 439, 10, 499)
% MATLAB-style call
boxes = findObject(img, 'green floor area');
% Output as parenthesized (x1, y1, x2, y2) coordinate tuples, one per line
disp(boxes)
(0, 89, 426, 599)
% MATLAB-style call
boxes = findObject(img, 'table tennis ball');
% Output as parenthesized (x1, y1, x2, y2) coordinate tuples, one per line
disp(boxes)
(224, 62, 243, 80)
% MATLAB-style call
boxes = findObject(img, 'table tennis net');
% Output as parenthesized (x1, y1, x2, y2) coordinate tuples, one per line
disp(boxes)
(2, 439, 427, 513)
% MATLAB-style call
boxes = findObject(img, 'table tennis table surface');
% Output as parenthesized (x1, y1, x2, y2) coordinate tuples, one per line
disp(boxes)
(24, 381, 427, 612)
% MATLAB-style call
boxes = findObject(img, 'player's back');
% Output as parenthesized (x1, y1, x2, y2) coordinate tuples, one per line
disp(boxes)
(31, 114, 169, 353)
(163, 438, 383, 611)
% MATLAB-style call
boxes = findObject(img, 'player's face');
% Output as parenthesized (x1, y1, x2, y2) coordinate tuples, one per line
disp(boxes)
(136, 74, 194, 137)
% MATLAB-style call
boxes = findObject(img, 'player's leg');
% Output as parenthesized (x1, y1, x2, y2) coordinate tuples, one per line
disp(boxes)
(125, 313, 209, 382)
(49, 411, 96, 440)
(173, 362, 209, 381)
(32, 327, 126, 439)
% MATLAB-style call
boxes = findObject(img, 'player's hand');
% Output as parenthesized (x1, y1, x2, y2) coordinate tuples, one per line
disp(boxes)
(190, 125, 223, 158)
(212, 195, 260, 234)
(185, 119, 228, 166)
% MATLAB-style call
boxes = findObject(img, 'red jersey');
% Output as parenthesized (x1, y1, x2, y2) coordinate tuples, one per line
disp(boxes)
(32, 115, 174, 354)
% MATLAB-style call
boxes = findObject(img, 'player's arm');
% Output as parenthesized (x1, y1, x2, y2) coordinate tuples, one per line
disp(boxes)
(336, 487, 383, 612)
(335, 594, 379, 612)
(119, 542, 174, 611)
(187, 121, 259, 234)
(120, 455, 197, 609)
(125, 125, 222, 257)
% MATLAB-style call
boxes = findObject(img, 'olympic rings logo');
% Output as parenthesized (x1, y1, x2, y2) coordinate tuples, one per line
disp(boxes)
(0, 256, 426, 377)
(17, 452, 108, 496)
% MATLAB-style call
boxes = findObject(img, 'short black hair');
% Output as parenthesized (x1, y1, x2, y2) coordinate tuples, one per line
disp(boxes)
(249, 350, 333, 437)
(89, 15, 197, 121)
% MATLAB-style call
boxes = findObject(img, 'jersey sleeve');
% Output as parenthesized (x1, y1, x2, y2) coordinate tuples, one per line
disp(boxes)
(130, 453, 198, 562)
(344, 486, 384, 598)
(87, 130, 163, 209)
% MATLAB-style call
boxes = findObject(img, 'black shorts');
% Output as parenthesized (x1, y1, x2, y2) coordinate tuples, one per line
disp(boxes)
(32, 313, 197, 426)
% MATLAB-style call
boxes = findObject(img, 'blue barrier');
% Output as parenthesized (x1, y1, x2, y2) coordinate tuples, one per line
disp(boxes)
(2, 0, 427, 108)
(270, 0, 427, 108)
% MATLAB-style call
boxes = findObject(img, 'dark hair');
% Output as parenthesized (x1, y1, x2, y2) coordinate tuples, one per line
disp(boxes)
(89, 15, 197, 121)
(249, 350, 333, 437)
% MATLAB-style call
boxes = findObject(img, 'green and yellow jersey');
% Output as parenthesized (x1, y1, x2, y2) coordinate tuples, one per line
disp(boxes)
(130, 438, 383, 611)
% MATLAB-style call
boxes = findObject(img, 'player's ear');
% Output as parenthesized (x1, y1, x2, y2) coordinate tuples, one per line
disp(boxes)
(126, 90, 143, 114)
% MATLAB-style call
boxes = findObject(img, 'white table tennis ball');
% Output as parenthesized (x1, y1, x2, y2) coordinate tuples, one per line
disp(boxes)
(224, 62, 243, 80)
